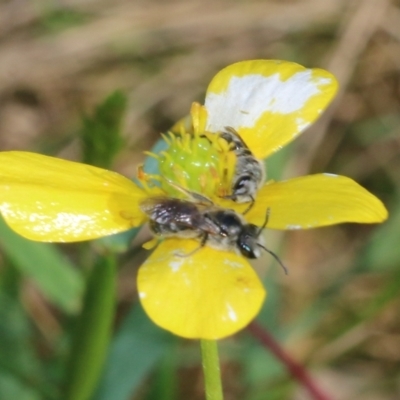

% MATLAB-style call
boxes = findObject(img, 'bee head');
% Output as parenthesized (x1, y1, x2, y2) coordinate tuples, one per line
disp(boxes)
(243, 222, 289, 274)
(237, 224, 261, 259)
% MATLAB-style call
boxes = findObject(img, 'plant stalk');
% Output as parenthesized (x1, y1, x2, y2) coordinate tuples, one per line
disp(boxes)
(200, 340, 224, 400)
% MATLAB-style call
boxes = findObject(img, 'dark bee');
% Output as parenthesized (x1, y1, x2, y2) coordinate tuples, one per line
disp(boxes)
(218, 127, 265, 207)
(140, 192, 287, 273)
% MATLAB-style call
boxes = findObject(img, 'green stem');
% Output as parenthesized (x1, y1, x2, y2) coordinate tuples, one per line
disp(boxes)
(200, 340, 224, 400)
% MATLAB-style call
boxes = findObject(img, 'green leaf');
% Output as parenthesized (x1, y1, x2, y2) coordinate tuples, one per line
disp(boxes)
(0, 373, 42, 400)
(357, 201, 400, 271)
(144, 345, 178, 400)
(63, 257, 116, 400)
(0, 290, 45, 400)
(352, 113, 400, 145)
(93, 303, 173, 400)
(266, 140, 293, 181)
(0, 219, 83, 313)
(40, 9, 88, 34)
(80, 91, 127, 169)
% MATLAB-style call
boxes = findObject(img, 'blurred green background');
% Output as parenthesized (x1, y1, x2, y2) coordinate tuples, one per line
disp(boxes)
(0, 0, 398, 399)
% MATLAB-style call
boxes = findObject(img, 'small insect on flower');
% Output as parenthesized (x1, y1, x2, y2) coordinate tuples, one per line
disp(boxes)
(169, 60, 342, 208)
(140, 185, 287, 273)
(216, 126, 265, 208)
(0, 60, 389, 340)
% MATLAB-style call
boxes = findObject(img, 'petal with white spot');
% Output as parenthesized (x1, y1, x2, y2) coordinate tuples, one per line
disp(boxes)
(137, 238, 266, 339)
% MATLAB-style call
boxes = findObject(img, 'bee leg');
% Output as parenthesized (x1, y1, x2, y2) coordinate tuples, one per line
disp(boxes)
(242, 196, 255, 215)
(174, 233, 208, 258)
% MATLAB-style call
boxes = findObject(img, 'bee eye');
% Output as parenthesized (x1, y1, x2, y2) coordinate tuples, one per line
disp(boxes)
(238, 241, 257, 259)
(237, 226, 259, 258)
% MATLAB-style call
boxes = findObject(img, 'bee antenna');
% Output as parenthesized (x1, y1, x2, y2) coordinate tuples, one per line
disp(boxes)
(257, 244, 288, 275)
(257, 207, 271, 237)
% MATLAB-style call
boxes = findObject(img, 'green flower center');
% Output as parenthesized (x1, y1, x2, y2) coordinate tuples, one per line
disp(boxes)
(158, 131, 234, 199)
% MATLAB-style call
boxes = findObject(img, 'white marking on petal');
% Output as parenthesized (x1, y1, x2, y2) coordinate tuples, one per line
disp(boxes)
(295, 117, 308, 132)
(205, 70, 329, 132)
(139, 292, 146, 299)
(316, 77, 332, 85)
(323, 173, 338, 177)
(169, 259, 184, 272)
(226, 303, 237, 322)
(286, 224, 302, 230)
(183, 272, 192, 287)
(223, 259, 243, 268)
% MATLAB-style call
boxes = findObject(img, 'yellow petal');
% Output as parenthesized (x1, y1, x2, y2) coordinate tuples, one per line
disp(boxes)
(190, 102, 208, 135)
(138, 238, 266, 339)
(246, 174, 388, 229)
(204, 60, 338, 159)
(0, 152, 147, 242)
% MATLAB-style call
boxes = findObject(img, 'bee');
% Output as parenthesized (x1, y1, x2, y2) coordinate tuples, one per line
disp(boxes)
(218, 127, 265, 208)
(140, 189, 287, 273)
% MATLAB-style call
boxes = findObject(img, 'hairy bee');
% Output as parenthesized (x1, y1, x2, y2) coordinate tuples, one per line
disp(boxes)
(218, 127, 265, 206)
(140, 191, 287, 273)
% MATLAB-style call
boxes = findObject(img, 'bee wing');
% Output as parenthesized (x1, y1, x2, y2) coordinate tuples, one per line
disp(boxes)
(162, 179, 214, 205)
(141, 197, 178, 223)
(204, 60, 338, 159)
(141, 197, 223, 235)
(140, 197, 202, 227)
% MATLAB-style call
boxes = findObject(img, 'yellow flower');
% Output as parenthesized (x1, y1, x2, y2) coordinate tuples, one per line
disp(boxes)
(0, 60, 388, 340)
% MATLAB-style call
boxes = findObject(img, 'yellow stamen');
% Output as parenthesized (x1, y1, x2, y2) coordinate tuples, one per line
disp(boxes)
(142, 237, 159, 250)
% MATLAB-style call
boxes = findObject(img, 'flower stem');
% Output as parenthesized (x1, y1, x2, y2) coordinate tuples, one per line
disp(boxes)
(200, 340, 224, 400)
